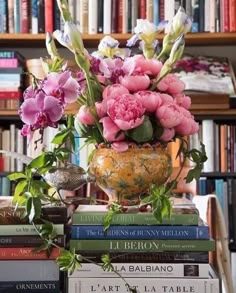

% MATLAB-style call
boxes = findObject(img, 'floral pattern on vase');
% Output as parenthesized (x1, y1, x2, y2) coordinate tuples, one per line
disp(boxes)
(89, 144, 172, 202)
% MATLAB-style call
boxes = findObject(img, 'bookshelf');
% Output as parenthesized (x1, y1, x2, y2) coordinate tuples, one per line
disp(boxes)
(1, 32, 236, 47)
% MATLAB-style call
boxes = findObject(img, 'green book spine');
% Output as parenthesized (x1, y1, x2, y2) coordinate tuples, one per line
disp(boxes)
(70, 239, 215, 253)
(72, 212, 199, 226)
(0, 224, 64, 236)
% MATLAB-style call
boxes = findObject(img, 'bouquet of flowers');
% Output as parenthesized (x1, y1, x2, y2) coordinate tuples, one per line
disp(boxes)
(6, 0, 207, 280)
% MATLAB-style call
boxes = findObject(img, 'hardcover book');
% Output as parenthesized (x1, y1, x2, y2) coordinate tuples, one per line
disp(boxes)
(69, 239, 215, 253)
(71, 223, 209, 240)
(69, 262, 209, 278)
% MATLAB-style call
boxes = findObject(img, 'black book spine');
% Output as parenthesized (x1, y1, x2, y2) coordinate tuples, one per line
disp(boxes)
(37, 0, 45, 33)
(97, 0, 103, 33)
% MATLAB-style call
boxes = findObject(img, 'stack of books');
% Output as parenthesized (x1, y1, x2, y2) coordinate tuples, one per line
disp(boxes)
(68, 200, 221, 293)
(0, 201, 68, 293)
(0, 50, 25, 110)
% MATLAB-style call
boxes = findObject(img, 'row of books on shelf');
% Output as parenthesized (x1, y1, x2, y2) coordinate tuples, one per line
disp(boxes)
(200, 120, 236, 173)
(0, 0, 235, 35)
(197, 176, 236, 251)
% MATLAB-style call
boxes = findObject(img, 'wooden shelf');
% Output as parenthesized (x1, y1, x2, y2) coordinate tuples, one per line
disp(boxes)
(1, 32, 236, 47)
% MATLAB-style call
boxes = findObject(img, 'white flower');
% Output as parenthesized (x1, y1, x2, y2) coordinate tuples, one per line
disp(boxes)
(134, 19, 157, 34)
(171, 7, 192, 36)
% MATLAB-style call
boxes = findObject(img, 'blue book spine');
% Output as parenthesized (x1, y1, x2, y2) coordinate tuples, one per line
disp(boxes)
(153, 0, 159, 26)
(0, 281, 60, 292)
(14, 0, 21, 33)
(71, 225, 209, 240)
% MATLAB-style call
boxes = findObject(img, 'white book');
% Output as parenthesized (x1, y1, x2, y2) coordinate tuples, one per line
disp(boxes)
(68, 275, 220, 293)
(68, 0, 76, 22)
(2, 129, 10, 172)
(202, 120, 215, 172)
(80, 0, 89, 33)
(75, 0, 81, 28)
(204, 0, 210, 32)
(10, 123, 16, 172)
(31, 0, 38, 34)
(103, 0, 111, 34)
(164, 0, 175, 33)
(122, 0, 128, 33)
(88, 0, 98, 34)
(16, 128, 24, 172)
(69, 263, 209, 278)
(131, 0, 138, 32)
(209, 0, 215, 33)
(231, 252, 236, 292)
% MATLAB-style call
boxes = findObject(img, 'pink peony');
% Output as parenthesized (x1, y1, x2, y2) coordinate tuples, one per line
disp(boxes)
(133, 55, 163, 75)
(103, 84, 129, 100)
(159, 93, 174, 104)
(174, 94, 191, 109)
(95, 101, 107, 118)
(107, 94, 145, 131)
(175, 108, 199, 136)
(156, 102, 183, 128)
(136, 91, 162, 112)
(76, 105, 95, 125)
(157, 74, 185, 95)
(119, 75, 150, 92)
(160, 128, 175, 142)
(100, 117, 125, 142)
(111, 141, 129, 152)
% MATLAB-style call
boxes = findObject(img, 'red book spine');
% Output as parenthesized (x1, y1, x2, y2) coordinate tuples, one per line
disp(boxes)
(159, 0, 165, 21)
(45, 0, 54, 33)
(222, 0, 230, 32)
(111, 0, 118, 33)
(0, 91, 22, 99)
(20, 0, 29, 33)
(0, 247, 61, 260)
(229, 0, 236, 31)
(117, 0, 123, 33)
(139, 0, 146, 19)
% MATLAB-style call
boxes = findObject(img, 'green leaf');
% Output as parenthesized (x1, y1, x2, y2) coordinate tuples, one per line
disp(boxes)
(7, 172, 27, 181)
(28, 153, 53, 169)
(126, 116, 153, 143)
(52, 129, 71, 144)
(101, 253, 114, 272)
(12, 180, 28, 205)
(56, 249, 82, 275)
(103, 202, 122, 232)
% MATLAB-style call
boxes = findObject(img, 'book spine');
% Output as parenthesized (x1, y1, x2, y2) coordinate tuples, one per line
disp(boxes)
(0, 281, 60, 292)
(111, 0, 118, 33)
(0, 50, 24, 59)
(0, 260, 59, 281)
(131, 0, 138, 31)
(37, 0, 45, 33)
(103, 0, 111, 33)
(44, 0, 54, 33)
(88, 0, 98, 34)
(0, 91, 21, 99)
(222, 0, 229, 32)
(202, 120, 215, 172)
(69, 239, 215, 252)
(13, 0, 21, 33)
(81, 251, 209, 263)
(139, 0, 146, 19)
(0, 0, 8, 33)
(31, 0, 38, 34)
(53, 0, 61, 30)
(0, 247, 61, 260)
(117, 0, 123, 33)
(72, 212, 199, 225)
(69, 263, 209, 278)
(0, 224, 64, 235)
(71, 225, 209, 240)
(68, 277, 220, 293)
(80, 0, 89, 33)
(20, 0, 29, 33)
(0, 235, 65, 247)
(97, 0, 103, 33)
(229, 0, 236, 31)
(146, 0, 153, 22)
(7, 0, 14, 33)
(153, 0, 159, 26)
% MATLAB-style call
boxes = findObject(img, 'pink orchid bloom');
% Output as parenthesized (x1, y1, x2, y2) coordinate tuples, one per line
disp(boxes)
(136, 91, 162, 112)
(43, 70, 79, 104)
(157, 73, 185, 95)
(76, 105, 95, 125)
(156, 102, 183, 128)
(19, 91, 64, 129)
(107, 94, 145, 131)
(100, 117, 125, 142)
(119, 75, 150, 92)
